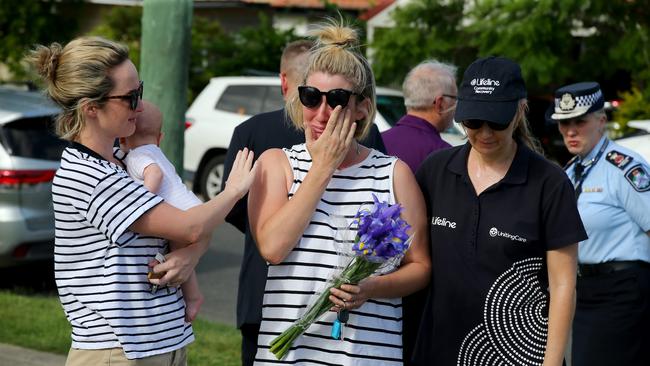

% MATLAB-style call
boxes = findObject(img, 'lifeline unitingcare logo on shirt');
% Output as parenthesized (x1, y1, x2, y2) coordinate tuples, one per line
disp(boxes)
(489, 227, 527, 243)
(431, 216, 456, 229)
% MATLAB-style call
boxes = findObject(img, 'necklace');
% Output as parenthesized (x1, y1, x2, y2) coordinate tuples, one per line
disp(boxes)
(356, 141, 360, 155)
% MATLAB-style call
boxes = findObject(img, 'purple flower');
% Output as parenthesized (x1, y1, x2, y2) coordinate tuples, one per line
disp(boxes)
(352, 194, 411, 261)
(269, 194, 413, 360)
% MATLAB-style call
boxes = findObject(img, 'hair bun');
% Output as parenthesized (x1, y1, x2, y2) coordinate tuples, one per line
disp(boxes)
(312, 21, 359, 49)
(31, 43, 62, 83)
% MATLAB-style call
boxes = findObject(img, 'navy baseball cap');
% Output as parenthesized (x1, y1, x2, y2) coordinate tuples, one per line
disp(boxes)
(455, 56, 527, 126)
(550, 81, 604, 121)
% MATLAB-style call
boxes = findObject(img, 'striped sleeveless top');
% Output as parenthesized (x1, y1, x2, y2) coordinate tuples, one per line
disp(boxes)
(255, 143, 403, 365)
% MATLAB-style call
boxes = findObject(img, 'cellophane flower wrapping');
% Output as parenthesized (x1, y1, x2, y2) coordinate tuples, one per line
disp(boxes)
(269, 194, 412, 360)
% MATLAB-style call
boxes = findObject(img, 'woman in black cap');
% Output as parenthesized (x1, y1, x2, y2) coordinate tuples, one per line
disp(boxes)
(552, 81, 650, 366)
(412, 56, 587, 366)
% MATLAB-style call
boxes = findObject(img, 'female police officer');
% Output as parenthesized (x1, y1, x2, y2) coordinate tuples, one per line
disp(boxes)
(412, 56, 587, 366)
(552, 81, 650, 366)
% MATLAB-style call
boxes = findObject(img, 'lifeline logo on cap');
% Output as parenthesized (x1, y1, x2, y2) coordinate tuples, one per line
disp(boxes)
(551, 81, 604, 121)
(454, 56, 527, 125)
(470, 78, 501, 95)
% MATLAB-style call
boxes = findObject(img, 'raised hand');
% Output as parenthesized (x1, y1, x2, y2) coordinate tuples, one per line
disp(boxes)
(305, 106, 357, 175)
(224, 147, 257, 199)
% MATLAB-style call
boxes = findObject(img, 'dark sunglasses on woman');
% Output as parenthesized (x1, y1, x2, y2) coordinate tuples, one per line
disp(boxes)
(103, 80, 144, 110)
(461, 119, 510, 131)
(298, 86, 364, 109)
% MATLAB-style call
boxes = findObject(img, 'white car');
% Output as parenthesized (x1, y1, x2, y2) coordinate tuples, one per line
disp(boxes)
(614, 120, 650, 162)
(184, 76, 465, 198)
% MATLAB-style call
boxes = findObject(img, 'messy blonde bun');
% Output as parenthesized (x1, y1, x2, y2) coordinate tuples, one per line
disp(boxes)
(286, 18, 376, 140)
(25, 37, 129, 141)
(30, 43, 63, 84)
(313, 22, 359, 50)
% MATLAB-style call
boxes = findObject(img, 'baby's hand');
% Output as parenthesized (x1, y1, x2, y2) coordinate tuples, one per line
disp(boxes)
(224, 148, 256, 199)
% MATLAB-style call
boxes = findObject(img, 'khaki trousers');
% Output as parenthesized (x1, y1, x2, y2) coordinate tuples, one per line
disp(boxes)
(65, 347, 187, 366)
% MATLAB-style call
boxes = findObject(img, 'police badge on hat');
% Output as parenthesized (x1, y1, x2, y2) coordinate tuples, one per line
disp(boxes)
(550, 82, 605, 121)
(559, 93, 576, 111)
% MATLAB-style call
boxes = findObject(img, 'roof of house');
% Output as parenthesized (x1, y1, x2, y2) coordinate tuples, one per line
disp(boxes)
(87, 0, 378, 10)
(359, 0, 395, 20)
(243, 0, 376, 10)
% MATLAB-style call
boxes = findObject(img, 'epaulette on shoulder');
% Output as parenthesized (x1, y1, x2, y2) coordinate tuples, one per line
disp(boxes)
(605, 150, 634, 170)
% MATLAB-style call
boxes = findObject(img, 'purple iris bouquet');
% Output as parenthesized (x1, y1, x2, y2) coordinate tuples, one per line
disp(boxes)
(269, 194, 412, 360)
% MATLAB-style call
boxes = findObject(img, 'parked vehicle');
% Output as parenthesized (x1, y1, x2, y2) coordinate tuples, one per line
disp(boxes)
(613, 120, 650, 162)
(184, 76, 465, 199)
(0, 85, 67, 267)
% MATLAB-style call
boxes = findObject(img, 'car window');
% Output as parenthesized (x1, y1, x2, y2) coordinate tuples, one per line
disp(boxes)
(262, 85, 284, 112)
(376, 94, 405, 126)
(215, 85, 267, 115)
(443, 125, 464, 136)
(0, 116, 70, 161)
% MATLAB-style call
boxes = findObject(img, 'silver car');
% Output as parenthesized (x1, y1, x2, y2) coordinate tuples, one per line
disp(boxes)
(0, 86, 67, 267)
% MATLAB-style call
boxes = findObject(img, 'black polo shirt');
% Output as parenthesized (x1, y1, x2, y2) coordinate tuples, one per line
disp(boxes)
(413, 142, 586, 366)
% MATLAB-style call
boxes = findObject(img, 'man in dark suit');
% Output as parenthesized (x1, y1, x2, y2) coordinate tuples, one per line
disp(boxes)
(221, 40, 386, 366)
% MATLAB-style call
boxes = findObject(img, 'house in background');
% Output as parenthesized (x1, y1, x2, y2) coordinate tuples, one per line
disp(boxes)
(78, 0, 391, 36)
(360, 0, 402, 49)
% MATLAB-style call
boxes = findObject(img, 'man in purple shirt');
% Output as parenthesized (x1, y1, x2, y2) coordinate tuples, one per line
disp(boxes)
(382, 60, 457, 365)
(382, 60, 458, 173)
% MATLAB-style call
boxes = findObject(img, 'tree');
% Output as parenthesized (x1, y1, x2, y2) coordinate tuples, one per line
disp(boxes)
(0, 0, 81, 82)
(466, 0, 650, 96)
(189, 13, 296, 100)
(91, 8, 297, 102)
(370, 0, 470, 88)
(90, 6, 143, 70)
(371, 0, 650, 119)
(468, 0, 650, 119)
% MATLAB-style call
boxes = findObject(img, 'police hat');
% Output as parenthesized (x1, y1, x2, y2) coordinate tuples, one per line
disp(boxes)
(550, 81, 604, 121)
(455, 56, 527, 126)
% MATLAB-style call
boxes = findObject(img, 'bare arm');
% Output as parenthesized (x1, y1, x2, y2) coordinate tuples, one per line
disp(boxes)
(329, 160, 431, 306)
(249, 107, 356, 264)
(142, 163, 163, 194)
(543, 243, 578, 366)
(133, 149, 256, 286)
(131, 148, 254, 248)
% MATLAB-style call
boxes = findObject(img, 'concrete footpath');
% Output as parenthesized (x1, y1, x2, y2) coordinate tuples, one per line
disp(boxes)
(0, 343, 66, 366)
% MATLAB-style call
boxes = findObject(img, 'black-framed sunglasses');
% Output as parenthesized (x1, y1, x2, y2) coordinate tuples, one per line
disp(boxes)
(298, 86, 364, 109)
(461, 119, 510, 131)
(104, 80, 143, 110)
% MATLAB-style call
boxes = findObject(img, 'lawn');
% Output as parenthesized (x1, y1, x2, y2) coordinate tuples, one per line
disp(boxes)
(0, 291, 241, 365)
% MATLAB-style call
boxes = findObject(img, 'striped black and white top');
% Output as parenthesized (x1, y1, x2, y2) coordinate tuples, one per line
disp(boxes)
(52, 143, 194, 359)
(255, 144, 403, 365)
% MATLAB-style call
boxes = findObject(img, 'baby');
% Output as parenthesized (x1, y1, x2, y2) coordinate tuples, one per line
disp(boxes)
(120, 100, 205, 322)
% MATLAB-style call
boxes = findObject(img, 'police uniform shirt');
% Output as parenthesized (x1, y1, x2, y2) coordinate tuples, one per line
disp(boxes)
(413, 142, 587, 366)
(567, 136, 650, 264)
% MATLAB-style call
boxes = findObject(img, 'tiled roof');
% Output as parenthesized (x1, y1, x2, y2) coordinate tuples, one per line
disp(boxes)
(359, 0, 395, 20)
(242, 0, 375, 10)
(86, 0, 376, 11)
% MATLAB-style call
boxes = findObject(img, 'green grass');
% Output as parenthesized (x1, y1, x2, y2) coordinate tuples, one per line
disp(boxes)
(0, 291, 241, 365)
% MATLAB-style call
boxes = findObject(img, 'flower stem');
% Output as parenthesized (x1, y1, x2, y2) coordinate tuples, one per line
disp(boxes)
(269, 257, 381, 360)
